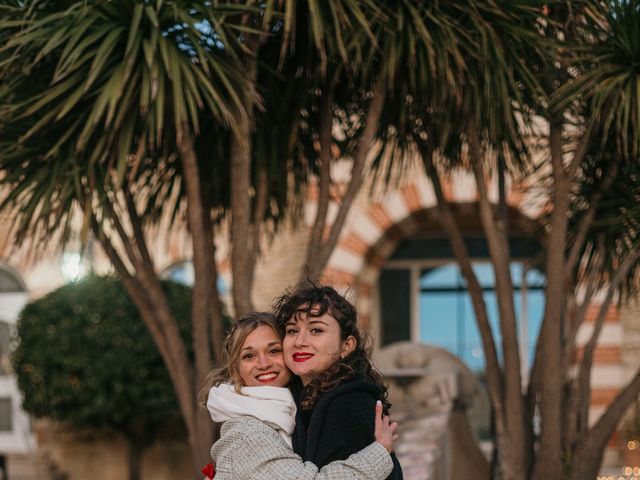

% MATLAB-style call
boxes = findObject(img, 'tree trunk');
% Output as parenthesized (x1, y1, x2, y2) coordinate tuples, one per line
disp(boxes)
(470, 138, 526, 480)
(127, 439, 144, 480)
(306, 77, 386, 280)
(176, 123, 216, 468)
(230, 48, 258, 317)
(449, 410, 490, 480)
(303, 82, 334, 280)
(422, 152, 522, 477)
(532, 122, 570, 480)
(91, 220, 212, 477)
(176, 124, 213, 388)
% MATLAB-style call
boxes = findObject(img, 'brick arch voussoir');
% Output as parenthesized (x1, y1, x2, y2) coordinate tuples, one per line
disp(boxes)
(320, 180, 441, 326)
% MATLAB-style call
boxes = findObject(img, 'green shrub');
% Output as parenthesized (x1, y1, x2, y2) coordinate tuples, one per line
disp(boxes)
(12, 275, 194, 478)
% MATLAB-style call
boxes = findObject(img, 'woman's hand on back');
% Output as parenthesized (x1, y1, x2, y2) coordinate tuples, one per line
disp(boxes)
(374, 400, 399, 453)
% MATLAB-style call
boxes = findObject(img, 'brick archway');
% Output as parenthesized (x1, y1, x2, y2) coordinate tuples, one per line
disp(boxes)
(320, 174, 540, 328)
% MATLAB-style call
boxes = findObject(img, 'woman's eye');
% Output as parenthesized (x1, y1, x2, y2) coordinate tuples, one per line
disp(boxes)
(242, 353, 254, 360)
(286, 328, 298, 335)
(270, 348, 282, 354)
(311, 328, 323, 334)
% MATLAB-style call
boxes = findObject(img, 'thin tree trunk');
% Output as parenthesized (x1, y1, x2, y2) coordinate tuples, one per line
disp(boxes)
(470, 146, 526, 479)
(563, 249, 602, 449)
(90, 215, 211, 475)
(303, 82, 334, 280)
(532, 122, 571, 480)
(574, 248, 640, 441)
(570, 371, 640, 480)
(230, 47, 258, 316)
(128, 439, 144, 480)
(202, 205, 225, 364)
(423, 152, 512, 470)
(176, 123, 216, 468)
(248, 163, 269, 288)
(176, 123, 213, 382)
(307, 77, 386, 280)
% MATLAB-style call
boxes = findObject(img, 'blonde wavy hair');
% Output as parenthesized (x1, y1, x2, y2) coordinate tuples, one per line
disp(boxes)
(198, 311, 280, 407)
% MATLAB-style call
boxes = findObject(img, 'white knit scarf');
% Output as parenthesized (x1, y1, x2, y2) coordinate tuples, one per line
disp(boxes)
(207, 383, 297, 447)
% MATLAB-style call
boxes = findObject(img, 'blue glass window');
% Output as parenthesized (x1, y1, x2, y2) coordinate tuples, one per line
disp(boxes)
(419, 262, 544, 373)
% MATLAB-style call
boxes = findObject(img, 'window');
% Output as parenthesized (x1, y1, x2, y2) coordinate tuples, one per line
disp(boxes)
(419, 262, 544, 373)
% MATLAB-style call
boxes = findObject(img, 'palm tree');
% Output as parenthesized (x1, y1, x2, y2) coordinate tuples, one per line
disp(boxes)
(378, 1, 640, 479)
(0, 0, 389, 473)
(0, 0, 250, 473)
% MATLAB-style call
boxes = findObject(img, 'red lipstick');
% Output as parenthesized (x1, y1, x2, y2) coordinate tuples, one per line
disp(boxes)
(292, 352, 313, 362)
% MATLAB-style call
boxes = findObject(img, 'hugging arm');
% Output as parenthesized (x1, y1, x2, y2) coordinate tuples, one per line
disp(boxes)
(215, 417, 393, 480)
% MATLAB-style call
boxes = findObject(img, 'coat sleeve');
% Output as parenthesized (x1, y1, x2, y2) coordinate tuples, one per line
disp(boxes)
(214, 417, 393, 480)
(313, 393, 404, 480)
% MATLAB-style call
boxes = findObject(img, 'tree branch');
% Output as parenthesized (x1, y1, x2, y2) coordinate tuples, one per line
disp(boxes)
(575, 247, 640, 437)
(123, 184, 155, 273)
(304, 81, 335, 279)
(102, 197, 142, 271)
(574, 370, 640, 476)
(566, 162, 619, 275)
(423, 150, 506, 424)
(470, 138, 526, 466)
(202, 208, 225, 364)
(533, 120, 572, 479)
(309, 77, 386, 280)
(248, 163, 268, 288)
(92, 214, 198, 442)
(566, 244, 604, 355)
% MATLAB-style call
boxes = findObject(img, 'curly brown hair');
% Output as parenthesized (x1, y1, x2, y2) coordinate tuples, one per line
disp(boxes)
(198, 311, 281, 407)
(273, 284, 390, 411)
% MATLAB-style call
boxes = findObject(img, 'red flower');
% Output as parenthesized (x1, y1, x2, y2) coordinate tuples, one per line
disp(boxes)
(201, 462, 215, 479)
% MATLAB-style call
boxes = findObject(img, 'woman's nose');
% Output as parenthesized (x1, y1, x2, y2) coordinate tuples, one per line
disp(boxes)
(256, 353, 272, 369)
(293, 330, 308, 347)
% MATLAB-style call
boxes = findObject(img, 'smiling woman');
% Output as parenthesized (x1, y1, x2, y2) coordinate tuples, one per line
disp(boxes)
(238, 325, 291, 387)
(284, 309, 356, 386)
(273, 285, 404, 480)
(199, 311, 398, 480)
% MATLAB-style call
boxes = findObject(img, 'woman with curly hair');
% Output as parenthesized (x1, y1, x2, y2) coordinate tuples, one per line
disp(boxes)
(201, 311, 398, 479)
(273, 285, 404, 480)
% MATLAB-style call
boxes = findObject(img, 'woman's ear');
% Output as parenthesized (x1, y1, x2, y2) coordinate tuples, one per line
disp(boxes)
(341, 335, 357, 358)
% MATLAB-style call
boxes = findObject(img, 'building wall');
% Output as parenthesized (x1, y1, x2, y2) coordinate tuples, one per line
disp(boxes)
(36, 421, 192, 480)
